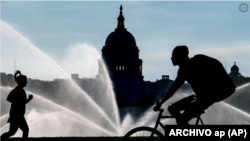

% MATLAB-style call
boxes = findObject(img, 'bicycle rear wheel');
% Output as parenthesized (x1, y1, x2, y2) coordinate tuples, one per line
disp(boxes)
(121, 126, 165, 141)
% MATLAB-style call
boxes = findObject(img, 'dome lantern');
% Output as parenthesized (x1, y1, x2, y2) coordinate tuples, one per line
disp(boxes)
(104, 5, 137, 46)
(116, 5, 125, 31)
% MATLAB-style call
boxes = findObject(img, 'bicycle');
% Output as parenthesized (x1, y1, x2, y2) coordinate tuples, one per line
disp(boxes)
(121, 108, 205, 141)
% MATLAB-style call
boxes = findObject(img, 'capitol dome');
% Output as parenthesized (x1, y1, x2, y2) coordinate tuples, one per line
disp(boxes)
(104, 5, 137, 46)
(105, 30, 136, 46)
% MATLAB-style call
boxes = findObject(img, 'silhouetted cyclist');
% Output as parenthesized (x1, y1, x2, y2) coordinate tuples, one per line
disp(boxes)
(1, 70, 33, 140)
(153, 45, 236, 125)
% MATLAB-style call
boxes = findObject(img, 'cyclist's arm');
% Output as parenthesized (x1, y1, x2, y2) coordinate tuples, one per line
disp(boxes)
(159, 75, 185, 105)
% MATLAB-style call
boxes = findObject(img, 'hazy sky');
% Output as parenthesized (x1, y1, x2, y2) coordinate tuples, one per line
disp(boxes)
(1, 1, 250, 81)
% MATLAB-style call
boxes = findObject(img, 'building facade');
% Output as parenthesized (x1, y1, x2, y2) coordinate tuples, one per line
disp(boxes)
(102, 6, 144, 108)
(100, 6, 175, 120)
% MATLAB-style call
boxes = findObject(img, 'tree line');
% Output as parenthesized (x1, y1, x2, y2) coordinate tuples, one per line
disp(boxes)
(231, 77, 250, 87)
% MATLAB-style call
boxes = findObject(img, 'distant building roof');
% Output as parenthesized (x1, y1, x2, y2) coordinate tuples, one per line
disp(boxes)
(229, 61, 244, 79)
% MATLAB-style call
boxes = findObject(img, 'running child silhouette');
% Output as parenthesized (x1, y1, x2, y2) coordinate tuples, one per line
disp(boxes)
(1, 70, 33, 140)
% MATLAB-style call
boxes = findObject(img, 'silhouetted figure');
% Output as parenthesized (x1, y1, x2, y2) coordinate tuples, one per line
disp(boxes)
(1, 70, 33, 140)
(154, 46, 236, 125)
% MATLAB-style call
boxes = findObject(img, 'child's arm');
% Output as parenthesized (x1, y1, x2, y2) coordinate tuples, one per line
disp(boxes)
(26, 94, 33, 104)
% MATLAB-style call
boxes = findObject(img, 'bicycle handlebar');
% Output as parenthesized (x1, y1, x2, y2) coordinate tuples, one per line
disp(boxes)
(153, 100, 164, 112)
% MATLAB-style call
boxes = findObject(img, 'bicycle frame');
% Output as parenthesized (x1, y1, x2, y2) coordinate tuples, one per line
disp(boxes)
(149, 109, 204, 139)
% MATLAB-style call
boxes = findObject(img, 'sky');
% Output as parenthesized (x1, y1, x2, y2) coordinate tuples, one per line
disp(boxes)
(1, 1, 250, 81)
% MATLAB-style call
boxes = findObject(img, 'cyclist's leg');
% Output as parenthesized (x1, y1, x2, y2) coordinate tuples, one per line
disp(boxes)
(168, 95, 195, 123)
(177, 99, 214, 125)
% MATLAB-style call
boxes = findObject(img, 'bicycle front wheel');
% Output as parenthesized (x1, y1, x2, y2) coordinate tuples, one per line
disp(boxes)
(121, 126, 165, 141)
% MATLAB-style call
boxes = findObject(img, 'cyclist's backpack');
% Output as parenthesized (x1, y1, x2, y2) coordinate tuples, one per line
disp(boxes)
(191, 55, 236, 102)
